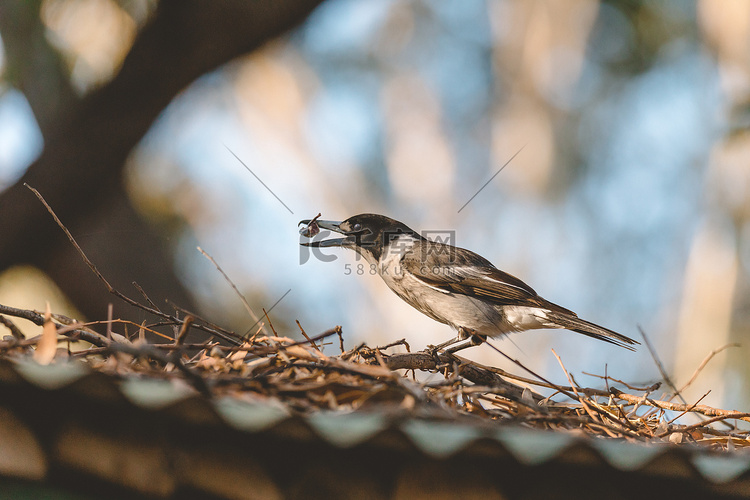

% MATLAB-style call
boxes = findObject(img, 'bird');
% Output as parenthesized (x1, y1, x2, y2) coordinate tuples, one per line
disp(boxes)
(299, 213, 638, 352)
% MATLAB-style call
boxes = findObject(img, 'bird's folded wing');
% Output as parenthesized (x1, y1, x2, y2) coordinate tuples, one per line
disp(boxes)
(402, 246, 574, 314)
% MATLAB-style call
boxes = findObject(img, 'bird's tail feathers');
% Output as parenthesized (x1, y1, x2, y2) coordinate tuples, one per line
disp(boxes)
(542, 311, 639, 351)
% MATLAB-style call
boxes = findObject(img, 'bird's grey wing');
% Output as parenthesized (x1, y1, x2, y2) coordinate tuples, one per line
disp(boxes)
(404, 244, 637, 348)
(404, 245, 573, 313)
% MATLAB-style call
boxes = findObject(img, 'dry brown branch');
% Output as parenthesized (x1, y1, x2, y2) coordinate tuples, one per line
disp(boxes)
(262, 309, 277, 336)
(25, 184, 245, 346)
(581, 372, 662, 393)
(609, 388, 750, 423)
(666, 391, 711, 425)
(82, 319, 174, 342)
(676, 343, 740, 395)
(377, 338, 411, 352)
(658, 412, 750, 438)
(0, 304, 110, 347)
(131, 281, 161, 312)
(295, 320, 319, 350)
(0, 315, 24, 340)
(382, 351, 541, 404)
(198, 246, 266, 335)
(175, 316, 194, 346)
(336, 328, 346, 353)
(639, 325, 686, 404)
(1, 298, 746, 449)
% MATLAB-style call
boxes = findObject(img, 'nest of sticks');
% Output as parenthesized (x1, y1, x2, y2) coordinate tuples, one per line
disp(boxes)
(0, 299, 746, 451)
(1, 185, 747, 451)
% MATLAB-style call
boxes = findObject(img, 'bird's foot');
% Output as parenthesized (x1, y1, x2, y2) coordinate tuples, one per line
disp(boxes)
(426, 343, 445, 366)
(426, 334, 463, 366)
(456, 327, 473, 341)
(470, 333, 487, 346)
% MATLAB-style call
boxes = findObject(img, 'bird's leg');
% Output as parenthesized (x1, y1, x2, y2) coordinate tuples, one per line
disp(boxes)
(457, 327, 473, 341)
(427, 336, 457, 365)
(428, 328, 481, 357)
(430, 335, 461, 352)
(445, 333, 486, 354)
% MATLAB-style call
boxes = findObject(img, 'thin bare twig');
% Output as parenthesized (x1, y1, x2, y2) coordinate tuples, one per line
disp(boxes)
(25, 184, 243, 346)
(484, 340, 579, 402)
(0, 304, 110, 348)
(609, 387, 750, 423)
(582, 372, 661, 393)
(676, 343, 740, 395)
(262, 308, 277, 336)
(552, 349, 630, 435)
(337, 327, 345, 353)
(377, 338, 411, 352)
(130, 281, 160, 312)
(106, 303, 113, 340)
(0, 315, 24, 340)
(197, 246, 266, 335)
(638, 325, 686, 404)
(658, 412, 750, 438)
(296, 320, 319, 350)
(175, 315, 194, 346)
(666, 391, 711, 426)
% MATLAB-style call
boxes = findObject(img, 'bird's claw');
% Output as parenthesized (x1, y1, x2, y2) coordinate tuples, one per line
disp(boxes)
(426, 344, 442, 366)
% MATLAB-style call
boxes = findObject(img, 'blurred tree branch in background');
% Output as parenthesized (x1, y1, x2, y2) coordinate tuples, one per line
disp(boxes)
(0, 0, 326, 322)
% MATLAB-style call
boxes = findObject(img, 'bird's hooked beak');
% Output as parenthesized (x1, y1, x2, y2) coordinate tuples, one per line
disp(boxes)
(299, 219, 352, 248)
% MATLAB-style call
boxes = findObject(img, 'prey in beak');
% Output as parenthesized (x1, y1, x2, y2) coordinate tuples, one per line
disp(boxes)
(299, 217, 365, 248)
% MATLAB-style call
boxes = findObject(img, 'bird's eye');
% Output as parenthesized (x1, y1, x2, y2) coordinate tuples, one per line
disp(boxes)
(353, 223, 362, 231)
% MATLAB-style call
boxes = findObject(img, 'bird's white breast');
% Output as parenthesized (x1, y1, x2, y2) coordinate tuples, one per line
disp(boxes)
(379, 235, 415, 275)
(372, 235, 512, 336)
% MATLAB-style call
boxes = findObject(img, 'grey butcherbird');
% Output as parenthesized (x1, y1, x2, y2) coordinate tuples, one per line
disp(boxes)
(299, 213, 638, 352)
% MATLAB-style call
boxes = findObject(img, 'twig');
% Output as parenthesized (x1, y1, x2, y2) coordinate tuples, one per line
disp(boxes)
(383, 351, 541, 403)
(263, 308, 277, 336)
(666, 391, 710, 426)
(166, 302, 240, 341)
(484, 340, 580, 402)
(175, 315, 194, 346)
(197, 246, 266, 335)
(552, 349, 612, 431)
(336, 327, 345, 353)
(657, 412, 750, 438)
(638, 325, 686, 404)
(551, 349, 581, 399)
(0, 315, 24, 340)
(604, 364, 609, 393)
(106, 303, 113, 340)
(25, 184, 243, 346)
(82, 318, 174, 342)
(609, 387, 750, 423)
(131, 281, 161, 311)
(582, 372, 661, 393)
(0, 304, 110, 348)
(676, 343, 739, 395)
(377, 338, 411, 352)
(295, 320, 319, 350)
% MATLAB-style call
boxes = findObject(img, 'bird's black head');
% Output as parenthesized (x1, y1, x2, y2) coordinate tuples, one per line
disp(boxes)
(299, 213, 421, 262)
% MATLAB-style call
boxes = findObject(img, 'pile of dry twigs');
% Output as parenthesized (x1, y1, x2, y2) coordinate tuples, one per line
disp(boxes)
(0, 299, 747, 451)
